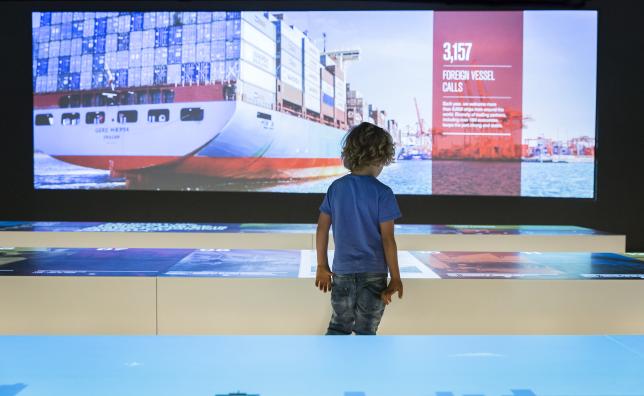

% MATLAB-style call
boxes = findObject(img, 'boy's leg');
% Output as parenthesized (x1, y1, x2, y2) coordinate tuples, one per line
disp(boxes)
(326, 274, 357, 335)
(353, 273, 387, 335)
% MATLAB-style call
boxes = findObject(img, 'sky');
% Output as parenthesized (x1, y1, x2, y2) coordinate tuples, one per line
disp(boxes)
(1, 336, 643, 396)
(522, 11, 598, 140)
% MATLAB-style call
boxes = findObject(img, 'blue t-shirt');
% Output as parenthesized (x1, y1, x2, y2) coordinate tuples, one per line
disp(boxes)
(319, 174, 402, 275)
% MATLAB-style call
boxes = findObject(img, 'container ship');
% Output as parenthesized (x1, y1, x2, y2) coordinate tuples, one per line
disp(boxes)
(32, 11, 352, 183)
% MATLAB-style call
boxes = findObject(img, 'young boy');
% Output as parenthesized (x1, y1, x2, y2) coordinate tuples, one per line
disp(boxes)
(315, 122, 403, 335)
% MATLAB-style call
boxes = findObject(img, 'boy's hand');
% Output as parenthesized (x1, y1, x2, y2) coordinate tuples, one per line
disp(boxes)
(315, 266, 334, 293)
(381, 278, 403, 305)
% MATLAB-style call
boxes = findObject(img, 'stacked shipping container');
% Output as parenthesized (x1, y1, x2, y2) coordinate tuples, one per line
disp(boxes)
(368, 104, 387, 128)
(33, 11, 347, 126)
(302, 33, 321, 117)
(237, 12, 277, 109)
(346, 83, 365, 128)
(320, 67, 335, 125)
(274, 17, 304, 111)
(33, 12, 240, 93)
(334, 71, 347, 129)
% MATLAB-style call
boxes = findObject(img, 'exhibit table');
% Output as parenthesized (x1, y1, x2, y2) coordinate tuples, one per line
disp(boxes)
(1, 247, 643, 335)
(0, 221, 627, 252)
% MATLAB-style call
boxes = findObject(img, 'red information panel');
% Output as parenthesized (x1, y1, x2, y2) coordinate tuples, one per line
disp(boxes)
(432, 12, 524, 196)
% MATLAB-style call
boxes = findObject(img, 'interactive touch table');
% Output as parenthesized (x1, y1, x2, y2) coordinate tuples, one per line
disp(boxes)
(0, 221, 626, 252)
(1, 247, 643, 335)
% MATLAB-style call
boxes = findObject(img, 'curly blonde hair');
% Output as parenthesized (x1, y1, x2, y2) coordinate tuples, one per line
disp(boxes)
(341, 122, 395, 171)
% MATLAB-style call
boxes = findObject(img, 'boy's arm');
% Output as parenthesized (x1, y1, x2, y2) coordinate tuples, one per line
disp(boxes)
(315, 212, 334, 292)
(380, 220, 403, 304)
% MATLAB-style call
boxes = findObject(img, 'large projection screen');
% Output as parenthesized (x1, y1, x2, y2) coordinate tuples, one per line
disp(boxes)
(32, 10, 597, 197)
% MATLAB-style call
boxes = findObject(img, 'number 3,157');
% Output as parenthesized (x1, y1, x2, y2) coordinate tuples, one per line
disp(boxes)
(443, 42, 472, 63)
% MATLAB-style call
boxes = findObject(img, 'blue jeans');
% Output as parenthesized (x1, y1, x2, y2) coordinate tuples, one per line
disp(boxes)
(326, 272, 388, 335)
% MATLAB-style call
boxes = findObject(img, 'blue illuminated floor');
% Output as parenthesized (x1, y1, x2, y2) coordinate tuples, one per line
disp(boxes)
(0, 336, 643, 396)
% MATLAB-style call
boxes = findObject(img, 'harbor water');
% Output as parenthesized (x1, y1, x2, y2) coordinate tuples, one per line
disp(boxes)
(34, 153, 594, 198)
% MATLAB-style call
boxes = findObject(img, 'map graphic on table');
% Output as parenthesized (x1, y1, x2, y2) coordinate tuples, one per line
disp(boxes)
(1, 247, 643, 279)
(0, 221, 609, 235)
